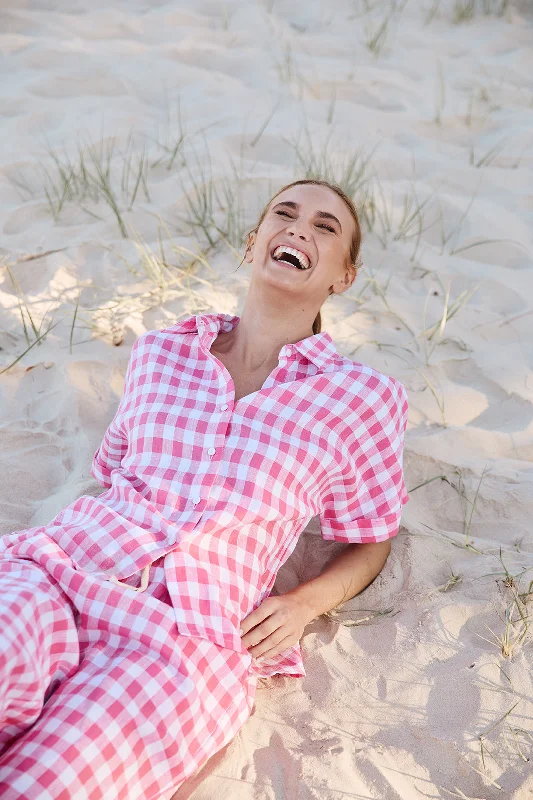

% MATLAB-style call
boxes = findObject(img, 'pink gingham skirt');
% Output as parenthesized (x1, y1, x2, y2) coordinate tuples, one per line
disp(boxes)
(0, 553, 257, 800)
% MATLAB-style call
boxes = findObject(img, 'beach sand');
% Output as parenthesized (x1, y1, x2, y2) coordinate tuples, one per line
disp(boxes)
(1, 1, 533, 797)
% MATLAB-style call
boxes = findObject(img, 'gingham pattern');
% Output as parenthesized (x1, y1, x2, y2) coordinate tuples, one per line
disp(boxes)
(0, 552, 256, 799)
(0, 312, 409, 679)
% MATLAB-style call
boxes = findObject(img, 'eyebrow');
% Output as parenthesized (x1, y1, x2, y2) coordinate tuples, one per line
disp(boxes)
(272, 201, 342, 232)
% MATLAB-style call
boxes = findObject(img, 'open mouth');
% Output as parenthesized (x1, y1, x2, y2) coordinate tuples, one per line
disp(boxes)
(270, 245, 312, 271)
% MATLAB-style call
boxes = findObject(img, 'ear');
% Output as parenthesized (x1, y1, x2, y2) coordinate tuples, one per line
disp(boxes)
(244, 231, 256, 264)
(329, 262, 357, 296)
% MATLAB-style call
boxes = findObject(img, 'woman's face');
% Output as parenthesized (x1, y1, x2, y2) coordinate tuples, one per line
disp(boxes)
(244, 183, 357, 304)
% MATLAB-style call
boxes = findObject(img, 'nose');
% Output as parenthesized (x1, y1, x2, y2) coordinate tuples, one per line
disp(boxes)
(285, 218, 311, 241)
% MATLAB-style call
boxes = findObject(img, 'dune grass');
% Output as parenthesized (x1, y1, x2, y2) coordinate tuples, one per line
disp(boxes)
(285, 119, 378, 207)
(364, 12, 393, 58)
(348, 0, 382, 15)
(438, 466, 489, 553)
(5, 264, 55, 348)
(358, 174, 395, 248)
(28, 131, 151, 237)
(415, 276, 480, 365)
(151, 93, 188, 172)
(434, 59, 446, 125)
(249, 98, 282, 147)
(476, 550, 533, 660)
(0, 260, 63, 374)
(469, 137, 507, 168)
(437, 563, 463, 592)
(4, 117, 262, 365)
(321, 605, 397, 626)
(0, 320, 61, 376)
(438, 190, 479, 254)
(425, 0, 512, 25)
(476, 593, 531, 658)
(424, 0, 442, 24)
(352, 169, 443, 260)
(414, 364, 447, 426)
(360, 264, 416, 336)
(175, 135, 256, 256)
(408, 466, 490, 548)
(274, 41, 320, 102)
(351, 0, 412, 58)
(105, 219, 219, 308)
(453, 0, 476, 21)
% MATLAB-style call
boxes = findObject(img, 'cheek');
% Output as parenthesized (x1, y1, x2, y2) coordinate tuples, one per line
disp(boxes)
(261, 219, 281, 236)
(319, 241, 347, 281)
(320, 238, 343, 263)
(255, 221, 282, 252)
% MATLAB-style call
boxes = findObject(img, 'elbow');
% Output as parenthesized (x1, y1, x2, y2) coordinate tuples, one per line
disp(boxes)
(383, 537, 392, 560)
(372, 537, 392, 575)
(376, 538, 392, 574)
(356, 538, 392, 594)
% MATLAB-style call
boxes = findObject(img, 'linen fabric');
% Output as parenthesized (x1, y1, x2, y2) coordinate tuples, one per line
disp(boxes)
(0, 312, 409, 680)
(0, 555, 256, 799)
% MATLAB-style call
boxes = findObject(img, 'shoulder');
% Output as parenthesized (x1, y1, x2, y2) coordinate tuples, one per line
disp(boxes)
(130, 318, 198, 357)
(326, 358, 409, 436)
(334, 357, 407, 408)
(118, 323, 197, 385)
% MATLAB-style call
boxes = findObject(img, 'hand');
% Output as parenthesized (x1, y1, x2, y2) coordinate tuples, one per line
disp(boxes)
(239, 593, 313, 662)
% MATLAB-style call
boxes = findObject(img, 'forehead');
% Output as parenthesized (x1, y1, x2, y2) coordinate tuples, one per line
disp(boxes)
(270, 184, 353, 229)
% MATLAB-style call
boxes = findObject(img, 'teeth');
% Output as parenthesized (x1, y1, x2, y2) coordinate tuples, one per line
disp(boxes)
(272, 245, 311, 270)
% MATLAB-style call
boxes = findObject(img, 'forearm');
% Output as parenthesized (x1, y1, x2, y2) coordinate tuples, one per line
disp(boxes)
(285, 539, 392, 624)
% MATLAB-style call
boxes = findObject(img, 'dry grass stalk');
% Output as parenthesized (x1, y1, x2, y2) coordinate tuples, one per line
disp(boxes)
(321, 606, 397, 626)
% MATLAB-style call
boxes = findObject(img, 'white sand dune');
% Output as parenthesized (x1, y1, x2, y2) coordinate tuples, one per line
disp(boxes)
(1, 1, 533, 798)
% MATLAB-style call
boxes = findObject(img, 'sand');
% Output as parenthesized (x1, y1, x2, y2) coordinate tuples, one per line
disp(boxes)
(1, 1, 533, 798)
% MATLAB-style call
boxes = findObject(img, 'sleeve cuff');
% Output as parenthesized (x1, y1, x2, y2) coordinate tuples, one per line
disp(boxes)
(319, 511, 403, 543)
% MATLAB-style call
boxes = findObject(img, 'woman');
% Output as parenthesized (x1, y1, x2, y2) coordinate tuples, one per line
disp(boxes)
(0, 179, 409, 799)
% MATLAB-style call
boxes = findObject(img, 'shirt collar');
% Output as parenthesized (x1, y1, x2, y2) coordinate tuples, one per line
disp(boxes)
(170, 312, 339, 370)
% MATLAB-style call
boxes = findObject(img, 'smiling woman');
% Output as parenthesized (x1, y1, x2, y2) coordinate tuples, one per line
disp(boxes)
(0, 178, 408, 800)
(239, 178, 363, 334)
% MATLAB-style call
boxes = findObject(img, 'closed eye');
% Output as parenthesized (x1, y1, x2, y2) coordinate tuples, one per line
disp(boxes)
(275, 210, 336, 233)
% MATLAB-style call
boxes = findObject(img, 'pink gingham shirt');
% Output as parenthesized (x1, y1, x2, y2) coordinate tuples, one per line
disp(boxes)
(1, 313, 409, 679)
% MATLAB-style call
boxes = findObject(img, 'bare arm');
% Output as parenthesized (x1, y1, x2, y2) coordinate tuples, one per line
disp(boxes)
(240, 540, 393, 660)
(284, 539, 392, 625)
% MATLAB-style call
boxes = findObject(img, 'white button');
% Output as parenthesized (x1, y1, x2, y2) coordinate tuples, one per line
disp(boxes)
(220, 404, 228, 411)
(208, 447, 216, 455)
(286, 345, 293, 354)
(192, 494, 201, 505)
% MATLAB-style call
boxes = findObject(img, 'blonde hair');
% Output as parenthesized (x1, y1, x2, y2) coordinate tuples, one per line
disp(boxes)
(240, 179, 362, 334)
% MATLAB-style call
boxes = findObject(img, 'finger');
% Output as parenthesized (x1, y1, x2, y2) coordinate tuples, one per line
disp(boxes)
(248, 627, 293, 659)
(240, 597, 278, 636)
(253, 634, 296, 662)
(242, 621, 276, 649)
(241, 611, 286, 648)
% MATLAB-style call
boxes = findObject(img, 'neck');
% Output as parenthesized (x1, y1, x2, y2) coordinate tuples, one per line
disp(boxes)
(220, 298, 317, 372)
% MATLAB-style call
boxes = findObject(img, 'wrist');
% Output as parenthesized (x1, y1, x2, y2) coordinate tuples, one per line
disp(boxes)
(285, 581, 330, 625)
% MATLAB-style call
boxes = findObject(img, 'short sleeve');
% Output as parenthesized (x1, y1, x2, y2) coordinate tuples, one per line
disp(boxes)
(90, 334, 146, 489)
(319, 378, 409, 544)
